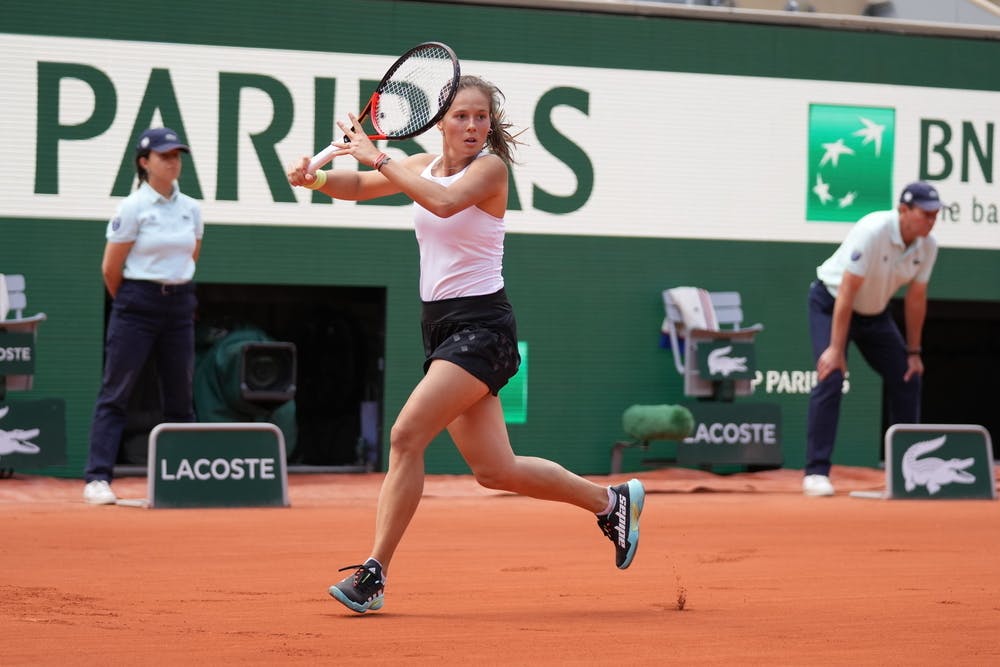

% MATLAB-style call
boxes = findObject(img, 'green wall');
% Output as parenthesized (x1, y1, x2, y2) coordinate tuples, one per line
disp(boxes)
(3, 0, 998, 477)
(5, 218, 998, 477)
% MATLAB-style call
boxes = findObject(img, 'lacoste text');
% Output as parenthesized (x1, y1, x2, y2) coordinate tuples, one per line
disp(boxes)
(160, 457, 276, 481)
(0, 347, 32, 361)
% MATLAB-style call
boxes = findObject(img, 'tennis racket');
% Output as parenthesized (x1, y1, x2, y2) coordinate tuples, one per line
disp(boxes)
(308, 42, 461, 171)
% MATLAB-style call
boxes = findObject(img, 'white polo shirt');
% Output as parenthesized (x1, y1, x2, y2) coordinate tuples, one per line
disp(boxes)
(107, 182, 203, 284)
(816, 209, 937, 315)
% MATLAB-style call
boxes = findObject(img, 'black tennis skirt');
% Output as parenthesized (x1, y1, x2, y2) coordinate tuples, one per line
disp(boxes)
(421, 288, 521, 395)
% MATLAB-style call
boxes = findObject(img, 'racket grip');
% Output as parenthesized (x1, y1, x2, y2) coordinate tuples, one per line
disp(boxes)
(308, 144, 339, 172)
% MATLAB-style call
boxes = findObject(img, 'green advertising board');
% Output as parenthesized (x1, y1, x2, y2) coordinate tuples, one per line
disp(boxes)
(885, 424, 996, 500)
(0, 399, 66, 470)
(679, 402, 783, 468)
(148, 423, 290, 508)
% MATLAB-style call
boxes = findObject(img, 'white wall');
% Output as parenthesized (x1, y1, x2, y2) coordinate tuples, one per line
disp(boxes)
(891, 0, 1000, 25)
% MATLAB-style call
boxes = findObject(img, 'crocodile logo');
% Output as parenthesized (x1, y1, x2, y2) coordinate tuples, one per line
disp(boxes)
(902, 435, 976, 495)
(707, 346, 748, 377)
(0, 406, 41, 458)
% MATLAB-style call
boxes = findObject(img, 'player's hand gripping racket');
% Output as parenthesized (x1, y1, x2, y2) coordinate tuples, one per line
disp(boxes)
(308, 42, 461, 171)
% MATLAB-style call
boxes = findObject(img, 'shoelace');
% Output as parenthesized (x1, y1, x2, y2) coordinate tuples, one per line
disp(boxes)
(338, 564, 383, 597)
(596, 493, 623, 543)
(338, 564, 364, 573)
(597, 516, 616, 542)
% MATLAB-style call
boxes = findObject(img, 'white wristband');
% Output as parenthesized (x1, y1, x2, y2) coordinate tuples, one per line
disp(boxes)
(304, 170, 327, 190)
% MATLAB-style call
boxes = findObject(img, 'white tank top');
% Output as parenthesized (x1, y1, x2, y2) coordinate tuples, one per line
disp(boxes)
(413, 154, 505, 302)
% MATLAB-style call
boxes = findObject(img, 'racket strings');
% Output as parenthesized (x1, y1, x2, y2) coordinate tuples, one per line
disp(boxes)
(374, 47, 457, 137)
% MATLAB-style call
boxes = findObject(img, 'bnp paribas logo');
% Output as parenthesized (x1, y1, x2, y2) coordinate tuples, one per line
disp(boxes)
(806, 104, 895, 222)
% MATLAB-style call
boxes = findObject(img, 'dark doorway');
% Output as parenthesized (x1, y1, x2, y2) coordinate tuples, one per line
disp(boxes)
(112, 283, 385, 472)
(884, 298, 1000, 460)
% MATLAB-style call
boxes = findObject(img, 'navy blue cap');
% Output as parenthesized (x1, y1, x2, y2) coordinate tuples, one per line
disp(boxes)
(136, 127, 190, 154)
(899, 181, 942, 212)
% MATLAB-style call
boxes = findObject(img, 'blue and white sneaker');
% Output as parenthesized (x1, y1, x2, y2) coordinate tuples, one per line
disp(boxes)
(597, 478, 645, 569)
(329, 558, 385, 613)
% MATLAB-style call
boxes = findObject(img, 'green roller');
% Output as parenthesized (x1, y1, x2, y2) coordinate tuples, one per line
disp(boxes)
(622, 404, 694, 441)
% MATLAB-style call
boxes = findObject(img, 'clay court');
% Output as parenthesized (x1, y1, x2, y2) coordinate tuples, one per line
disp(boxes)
(3, 465, 999, 665)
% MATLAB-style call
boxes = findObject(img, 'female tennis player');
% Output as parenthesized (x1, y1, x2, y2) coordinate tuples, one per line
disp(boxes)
(287, 75, 644, 614)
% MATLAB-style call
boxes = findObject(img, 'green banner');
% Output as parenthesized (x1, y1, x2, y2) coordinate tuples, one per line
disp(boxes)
(500, 341, 529, 425)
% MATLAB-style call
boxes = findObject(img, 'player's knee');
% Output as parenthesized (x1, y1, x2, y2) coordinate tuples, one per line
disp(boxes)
(388, 420, 428, 456)
(472, 465, 515, 491)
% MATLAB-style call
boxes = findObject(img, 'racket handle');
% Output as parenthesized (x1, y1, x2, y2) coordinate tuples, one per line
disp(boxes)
(308, 144, 339, 172)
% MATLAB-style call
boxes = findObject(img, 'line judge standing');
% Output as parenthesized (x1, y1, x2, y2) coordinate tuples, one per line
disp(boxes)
(83, 127, 203, 505)
(803, 181, 942, 496)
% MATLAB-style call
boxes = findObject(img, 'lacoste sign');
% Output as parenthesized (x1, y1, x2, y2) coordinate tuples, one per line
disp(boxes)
(0, 333, 35, 375)
(0, 400, 67, 470)
(148, 423, 289, 508)
(696, 341, 756, 381)
(680, 402, 783, 467)
(884, 424, 996, 500)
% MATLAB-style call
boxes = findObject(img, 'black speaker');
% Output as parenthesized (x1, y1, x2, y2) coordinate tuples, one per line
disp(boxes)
(240, 342, 297, 405)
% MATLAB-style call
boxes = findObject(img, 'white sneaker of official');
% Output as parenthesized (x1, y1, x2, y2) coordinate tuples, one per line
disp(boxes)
(803, 474, 835, 497)
(83, 480, 117, 505)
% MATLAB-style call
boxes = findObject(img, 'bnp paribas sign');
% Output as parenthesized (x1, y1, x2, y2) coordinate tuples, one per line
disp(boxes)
(806, 104, 896, 222)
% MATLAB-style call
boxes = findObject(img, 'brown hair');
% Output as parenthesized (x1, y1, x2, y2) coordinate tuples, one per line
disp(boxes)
(456, 75, 524, 164)
(134, 150, 151, 186)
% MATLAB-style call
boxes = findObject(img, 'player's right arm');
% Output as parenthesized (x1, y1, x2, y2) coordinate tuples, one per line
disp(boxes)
(289, 155, 397, 201)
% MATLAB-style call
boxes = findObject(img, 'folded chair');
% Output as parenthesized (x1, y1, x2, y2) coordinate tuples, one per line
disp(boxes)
(0, 274, 48, 393)
(661, 287, 763, 399)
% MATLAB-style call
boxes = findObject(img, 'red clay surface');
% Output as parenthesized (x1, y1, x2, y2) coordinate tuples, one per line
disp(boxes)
(3, 465, 999, 665)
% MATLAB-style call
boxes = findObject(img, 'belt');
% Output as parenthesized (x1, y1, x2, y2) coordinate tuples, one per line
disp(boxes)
(123, 279, 195, 295)
(157, 282, 193, 295)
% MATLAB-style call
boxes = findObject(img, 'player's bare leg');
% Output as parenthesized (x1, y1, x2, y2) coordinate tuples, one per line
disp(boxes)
(329, 360, 485, 612)
(448, 384, 644, 569)
(447, 394, 608, 511)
